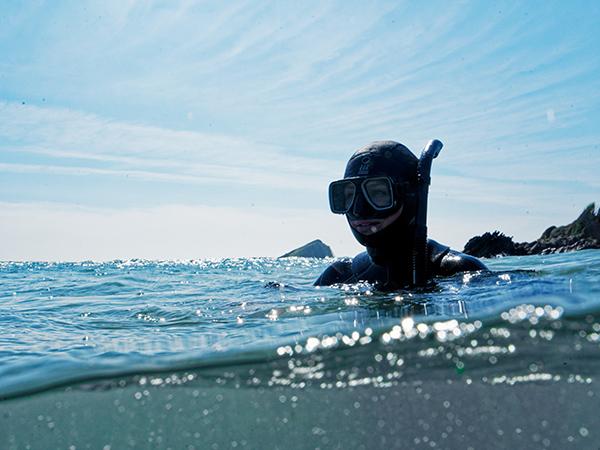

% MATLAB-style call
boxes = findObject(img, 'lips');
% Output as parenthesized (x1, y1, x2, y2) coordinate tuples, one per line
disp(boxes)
(350, 219, 384, 235)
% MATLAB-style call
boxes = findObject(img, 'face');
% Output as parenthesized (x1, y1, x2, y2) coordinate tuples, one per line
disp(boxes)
(343, 180, 404, 235)
(337, 176, 405, 236)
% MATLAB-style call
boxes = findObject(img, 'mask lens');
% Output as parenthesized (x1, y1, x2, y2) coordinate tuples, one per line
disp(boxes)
(363, 177, 394, 209)
(329, 180, 356, 213)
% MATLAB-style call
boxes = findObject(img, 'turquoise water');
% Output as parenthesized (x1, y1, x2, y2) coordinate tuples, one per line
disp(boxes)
(1, 250, 600, 449)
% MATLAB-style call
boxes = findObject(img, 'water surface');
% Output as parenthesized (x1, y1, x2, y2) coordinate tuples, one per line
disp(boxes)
(1, 250, 599, 448)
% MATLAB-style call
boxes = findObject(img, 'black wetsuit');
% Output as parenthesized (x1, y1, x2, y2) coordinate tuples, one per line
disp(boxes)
(319, 140, 487, 290)
(314, 239, 487, 290)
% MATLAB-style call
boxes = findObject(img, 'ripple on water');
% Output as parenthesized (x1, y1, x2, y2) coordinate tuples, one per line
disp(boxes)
(0, 251, 599, 399)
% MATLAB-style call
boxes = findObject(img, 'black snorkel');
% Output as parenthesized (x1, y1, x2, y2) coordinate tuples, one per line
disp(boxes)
(412, 139, 443, 287)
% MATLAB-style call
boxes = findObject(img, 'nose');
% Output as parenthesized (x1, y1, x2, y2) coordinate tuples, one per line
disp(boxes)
(351, 190, 372, 218)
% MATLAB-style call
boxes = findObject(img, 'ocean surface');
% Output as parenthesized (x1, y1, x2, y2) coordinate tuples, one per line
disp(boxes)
(1, 250, 600, 449)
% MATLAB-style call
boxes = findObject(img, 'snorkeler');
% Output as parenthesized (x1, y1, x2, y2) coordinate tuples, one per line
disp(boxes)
(315, 140, 487, 289)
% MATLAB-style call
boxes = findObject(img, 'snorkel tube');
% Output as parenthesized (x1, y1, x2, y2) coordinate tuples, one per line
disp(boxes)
(412, 139, 443, 287)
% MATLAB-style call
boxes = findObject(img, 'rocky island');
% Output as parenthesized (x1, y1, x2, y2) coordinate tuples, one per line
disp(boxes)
(279, 239, 333, 258)
(463, 203, 600, 258)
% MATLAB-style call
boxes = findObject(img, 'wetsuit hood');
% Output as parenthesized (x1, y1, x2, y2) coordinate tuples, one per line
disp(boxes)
(343, 141, 419, 256)
(344, 141, 418, 182)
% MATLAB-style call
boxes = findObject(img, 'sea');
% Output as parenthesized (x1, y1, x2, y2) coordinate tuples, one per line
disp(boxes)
(1, 250, 599, 449)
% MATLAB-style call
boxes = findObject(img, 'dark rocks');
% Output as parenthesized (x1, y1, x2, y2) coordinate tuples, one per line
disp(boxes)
(463, 203, 600, 258)
(535, 203, 600, 253)
(279, 239, 333, 258)
(463, 231, 528, 258)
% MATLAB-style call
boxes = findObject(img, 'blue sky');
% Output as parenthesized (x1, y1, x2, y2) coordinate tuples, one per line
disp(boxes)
(1, 1, 599, 260)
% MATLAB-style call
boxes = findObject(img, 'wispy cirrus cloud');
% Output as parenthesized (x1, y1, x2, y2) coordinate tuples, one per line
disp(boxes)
(0, 101, 338, 193)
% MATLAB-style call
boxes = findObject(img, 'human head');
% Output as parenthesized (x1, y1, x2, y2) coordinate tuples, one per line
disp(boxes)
(337, 141, 419, 248)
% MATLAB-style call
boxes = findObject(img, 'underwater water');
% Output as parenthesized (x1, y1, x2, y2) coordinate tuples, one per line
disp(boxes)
(1, 250, 600, 449)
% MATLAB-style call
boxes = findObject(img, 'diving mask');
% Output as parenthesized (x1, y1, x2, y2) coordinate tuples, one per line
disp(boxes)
(329, 176, 408, 214)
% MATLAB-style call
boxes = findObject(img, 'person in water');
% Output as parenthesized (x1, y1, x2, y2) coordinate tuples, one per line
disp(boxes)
(315, 140, 487, 289)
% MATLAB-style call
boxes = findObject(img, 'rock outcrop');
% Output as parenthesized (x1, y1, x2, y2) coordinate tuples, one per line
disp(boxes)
(279, 240, 333, 258)
(463, 203, 600, 258)
(462, 231, 528, 258)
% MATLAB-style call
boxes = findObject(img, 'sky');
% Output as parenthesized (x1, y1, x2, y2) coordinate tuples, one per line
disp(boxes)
(1, 1, 599, 260)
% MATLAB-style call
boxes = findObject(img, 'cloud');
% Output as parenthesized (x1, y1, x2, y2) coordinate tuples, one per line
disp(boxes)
(0, 101, 337, 190)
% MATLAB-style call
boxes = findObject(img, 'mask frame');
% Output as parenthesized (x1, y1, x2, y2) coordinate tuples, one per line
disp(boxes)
(329, 176, 410, 214)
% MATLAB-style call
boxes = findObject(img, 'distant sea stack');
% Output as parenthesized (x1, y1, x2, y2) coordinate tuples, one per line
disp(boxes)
(280, 240, 333, 258)
(464, 203, 600, 258)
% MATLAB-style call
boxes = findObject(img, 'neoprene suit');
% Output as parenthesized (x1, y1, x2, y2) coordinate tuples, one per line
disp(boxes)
(315, 140, 487, 289)
(315, 239, 487, 289)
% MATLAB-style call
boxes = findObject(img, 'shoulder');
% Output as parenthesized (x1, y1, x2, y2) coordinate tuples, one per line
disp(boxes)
(313, 258, 354, 286)
(313, 251, 383, 286)
(437, 249, 488, 276)
(427, 239, 487, 276)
